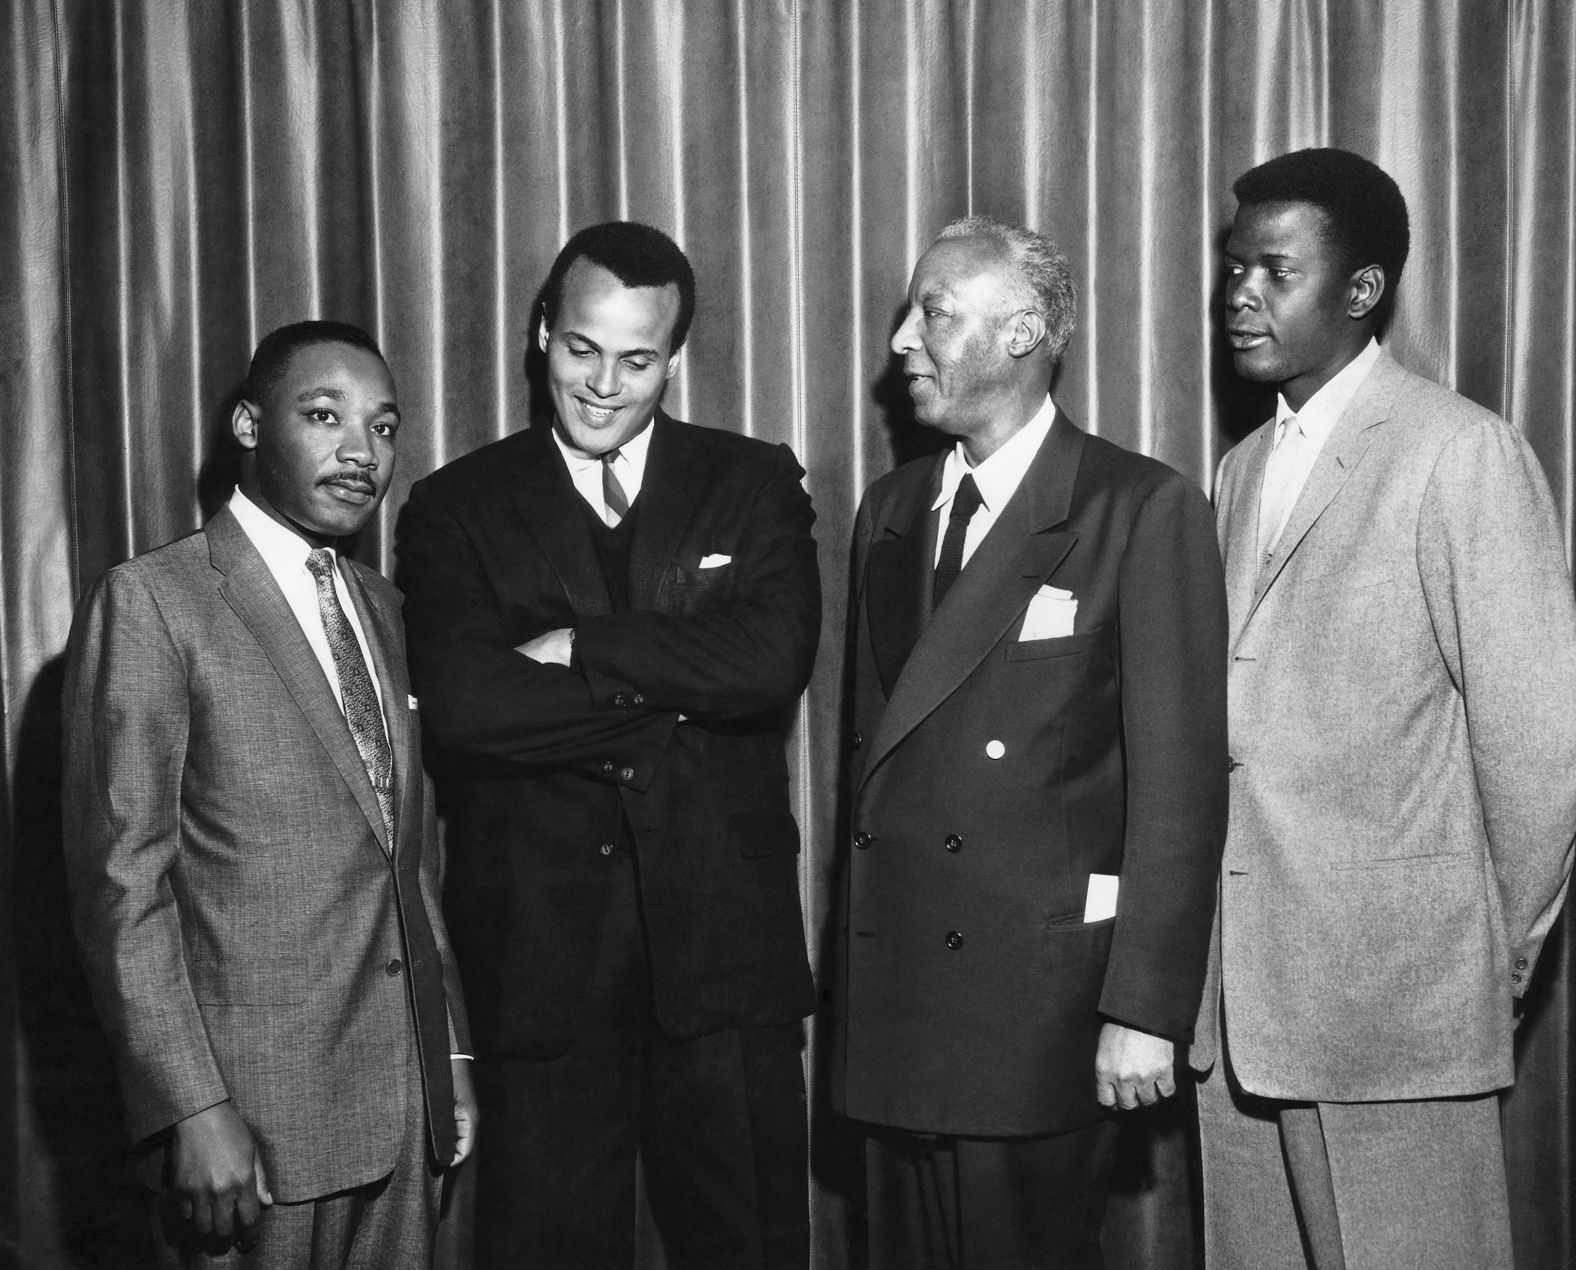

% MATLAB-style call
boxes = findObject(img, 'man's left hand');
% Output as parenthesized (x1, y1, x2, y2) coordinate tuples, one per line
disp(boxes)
(450, 1058, 479, 1167)
(1095, 1022, 1175, 1110)
(516, 628, 574, 667)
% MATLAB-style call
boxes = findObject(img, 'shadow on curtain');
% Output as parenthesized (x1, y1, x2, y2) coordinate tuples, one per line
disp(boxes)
(3, 2, 1573, 1266)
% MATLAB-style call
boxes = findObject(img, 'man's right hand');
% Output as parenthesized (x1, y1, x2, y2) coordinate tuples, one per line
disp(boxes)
(169, 1102, 273, 1239)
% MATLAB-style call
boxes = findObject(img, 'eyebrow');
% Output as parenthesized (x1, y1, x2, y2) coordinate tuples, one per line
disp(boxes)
(562, 329, 664, 360)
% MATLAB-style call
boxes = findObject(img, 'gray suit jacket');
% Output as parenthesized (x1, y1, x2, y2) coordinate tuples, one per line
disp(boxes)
(1191, 349, 1576, 1101)
(62, 506, 469, 1201)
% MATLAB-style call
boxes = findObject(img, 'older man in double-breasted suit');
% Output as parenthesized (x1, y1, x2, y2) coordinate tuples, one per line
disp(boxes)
(63, 322, 475, 1269)
(1193, 149, 1576, 1270)
(833, 216, 1228, 1269)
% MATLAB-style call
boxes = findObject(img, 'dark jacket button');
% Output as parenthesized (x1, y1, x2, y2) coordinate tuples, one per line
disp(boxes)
(945, 931, 963, 950)
(1226, 756, 1241, 772)
(945, 834, 963, 853)
(602, 760, 615, 774)
(851, 730, 863, 749)
(599, 843, 614, 856)
(633, 693, 645, 706)
(1512, 971, 1524, 985)
(386, 958, 404, 976)
(854, 831, 873, 850)
(1515, 957, 1529, 970)
(613, 693, 628, 707)
(620, 766, 636, 782)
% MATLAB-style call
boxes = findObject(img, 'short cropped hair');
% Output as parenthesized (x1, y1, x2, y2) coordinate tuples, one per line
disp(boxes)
(938, 215, 1077, 363)
(1233, 148, 1410, 303)
(540, 221, 697, 352)
(245, 320, 385, 407)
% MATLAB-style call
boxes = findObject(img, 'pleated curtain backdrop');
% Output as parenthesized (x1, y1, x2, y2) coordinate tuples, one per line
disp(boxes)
(4, 1, 1575, 1266)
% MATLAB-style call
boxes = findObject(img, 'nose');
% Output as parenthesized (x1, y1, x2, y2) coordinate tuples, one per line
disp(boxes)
(1227, 271, 1260, 313)
(891, 307, 921, 356)
(337, 423, 377, 466)
(588, 356, 620, 399)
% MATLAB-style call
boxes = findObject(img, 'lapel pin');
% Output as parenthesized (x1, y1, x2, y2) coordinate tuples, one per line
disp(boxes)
(985, 740, 1005, 760)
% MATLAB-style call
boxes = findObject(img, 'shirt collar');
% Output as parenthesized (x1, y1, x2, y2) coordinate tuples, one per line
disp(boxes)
(1274, 337, 1382, 446)
(550, 413, 656, 487)
(229, 486, 333, 574)
(932, 395, 1059, 513)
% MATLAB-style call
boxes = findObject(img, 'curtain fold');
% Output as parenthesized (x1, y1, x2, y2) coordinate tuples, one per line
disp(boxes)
(6, 2, 1574, 1265)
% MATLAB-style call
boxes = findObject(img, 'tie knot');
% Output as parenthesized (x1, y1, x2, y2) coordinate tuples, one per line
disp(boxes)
(951, 474, 984, 520)
(305, 548, 336, 582)
(601, 448, 622, 467)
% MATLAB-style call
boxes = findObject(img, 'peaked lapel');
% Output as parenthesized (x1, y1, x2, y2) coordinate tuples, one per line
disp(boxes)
(628, 413, 712, 611)
(507, 425, 614, 618)
(864, 459, 943, 698)
(206, 508, 392, 855)
(1240, 351, 1396, 633)
(343, 563, 411, 857)
(860, 413, 1084, 790)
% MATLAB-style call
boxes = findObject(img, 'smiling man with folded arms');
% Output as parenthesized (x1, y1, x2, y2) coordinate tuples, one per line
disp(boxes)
(832, 216, 1228, 1269)
(1193, 148, 1576, 1269)
(398, 222, 820, 1268)
(63, 321, 476, 1268)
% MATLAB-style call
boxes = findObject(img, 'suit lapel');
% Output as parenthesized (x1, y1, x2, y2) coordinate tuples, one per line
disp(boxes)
(1242, 352, 1396, 629)
(861, 413, 1083, 789)
(1220, 426, 1271, 635)
(508, 425, 613, 618)
(628, 413, 710, 611)
(864, 460, 942, 698)
(207, 508, 391, 854)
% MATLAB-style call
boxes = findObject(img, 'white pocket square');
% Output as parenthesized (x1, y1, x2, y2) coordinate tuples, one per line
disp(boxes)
(407, 695, 419, 710)
(1019, 586, 1078, 640)
(699, 553, 733, 568)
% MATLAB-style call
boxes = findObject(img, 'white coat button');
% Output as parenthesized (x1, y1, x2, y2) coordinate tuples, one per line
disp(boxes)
(985, 740, 1005, 760)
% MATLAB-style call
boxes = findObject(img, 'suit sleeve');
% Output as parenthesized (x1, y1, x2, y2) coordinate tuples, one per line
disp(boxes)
(398, 479, 677, 789)
(1418, 422, 1576, 994)
(61, 568, 230, 1143)
(417, 768, 470, 1052)
(573, 442, 821, 721)
(1097, 474, 1230, 1042)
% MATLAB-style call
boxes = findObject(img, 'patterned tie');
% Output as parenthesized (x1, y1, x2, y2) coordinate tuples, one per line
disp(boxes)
(933, 473, 985, 608)
(305, 549, 395, 839)
(1257, 414, 1306, 566)
(601, 449, 630, 525)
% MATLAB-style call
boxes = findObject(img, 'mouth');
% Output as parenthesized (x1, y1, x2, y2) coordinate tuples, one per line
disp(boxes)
(903, 370, 934, 396)
(322, 474, 377, 503)
(574, 398, 621, 424)
(1227, 328, 1269, 351)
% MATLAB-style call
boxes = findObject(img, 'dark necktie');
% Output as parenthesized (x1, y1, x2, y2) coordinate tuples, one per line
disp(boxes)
(602, 449, 630, 525)
(933, 473, 985, 608)
(305, 549, 395, 839)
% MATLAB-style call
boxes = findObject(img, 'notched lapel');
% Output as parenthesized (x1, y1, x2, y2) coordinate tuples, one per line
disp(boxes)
(865, 508, 936, 699)
(509, 427, 613, 618)
(344, 567, 413, 857)
(1221, 427, 1271, 633)
(207, 512, 393, 855)
(628, 415, 710, 611)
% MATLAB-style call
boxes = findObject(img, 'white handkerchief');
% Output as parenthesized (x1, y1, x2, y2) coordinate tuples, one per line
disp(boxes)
(699, 553, 732, 568)
(1084, 873, 1119, 922)
(1019, 585, 1078, 640)
(407, 695, 419, 710)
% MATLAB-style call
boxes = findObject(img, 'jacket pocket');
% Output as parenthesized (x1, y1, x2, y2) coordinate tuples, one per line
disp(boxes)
(729, 809, 802, 858)
(1005, 631, 1104, 662)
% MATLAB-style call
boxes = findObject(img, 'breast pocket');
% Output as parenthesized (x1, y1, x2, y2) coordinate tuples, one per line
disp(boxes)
(1004, 630, 1105, 663)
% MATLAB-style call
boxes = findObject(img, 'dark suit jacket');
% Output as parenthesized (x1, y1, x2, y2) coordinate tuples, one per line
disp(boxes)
(833, 411, 1228, 1137)
(62, 506, 467, 1202)
(397, 412, 820, 1056)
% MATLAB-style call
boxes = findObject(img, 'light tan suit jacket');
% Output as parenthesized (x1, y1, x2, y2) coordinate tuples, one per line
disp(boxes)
(1192, 349, 1576, 1102)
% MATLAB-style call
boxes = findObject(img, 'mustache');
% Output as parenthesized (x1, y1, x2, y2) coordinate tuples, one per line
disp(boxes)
(321, 470, 377, 494)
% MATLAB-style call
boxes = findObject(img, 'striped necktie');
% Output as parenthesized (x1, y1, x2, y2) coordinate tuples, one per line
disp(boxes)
(602, 449, 630, 525)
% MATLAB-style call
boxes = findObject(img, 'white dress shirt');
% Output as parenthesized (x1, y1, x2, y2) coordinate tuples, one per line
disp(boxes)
(552, 417, 655, 525)
(932, 395, 1059, 568)
(1257, 337, 1382, 556)
(228, 487, 386, 719)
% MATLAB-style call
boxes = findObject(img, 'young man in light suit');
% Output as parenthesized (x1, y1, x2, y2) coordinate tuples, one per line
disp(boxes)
(1194, 148, 1576, 1269)
(833, 216, 1228, 1269)
(63, 321, 477, 1268)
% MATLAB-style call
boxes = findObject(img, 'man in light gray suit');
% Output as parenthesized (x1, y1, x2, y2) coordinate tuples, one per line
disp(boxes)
(63, 321, 477, 1268)
(1193, 148, 1576, 1269)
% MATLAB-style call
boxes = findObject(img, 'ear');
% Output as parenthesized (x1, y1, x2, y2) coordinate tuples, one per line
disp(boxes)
(664, 349, 682, 381)
(232, 399, 261, 451)
(1006, 309, 1048, 360)
(537, 314, 550, 354)
(1348, 264, 1385, 321)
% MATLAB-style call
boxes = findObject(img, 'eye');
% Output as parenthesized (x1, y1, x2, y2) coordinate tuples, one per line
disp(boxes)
(1223, 264, 1244, 279)
(624, 358, 653, 372)
(923, 307, 947, 320)
(371, 420, 398, 438)
(1269, 267, 1294, 280)
(567, 344, 594, 358)
(308, 408, 338, 425)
